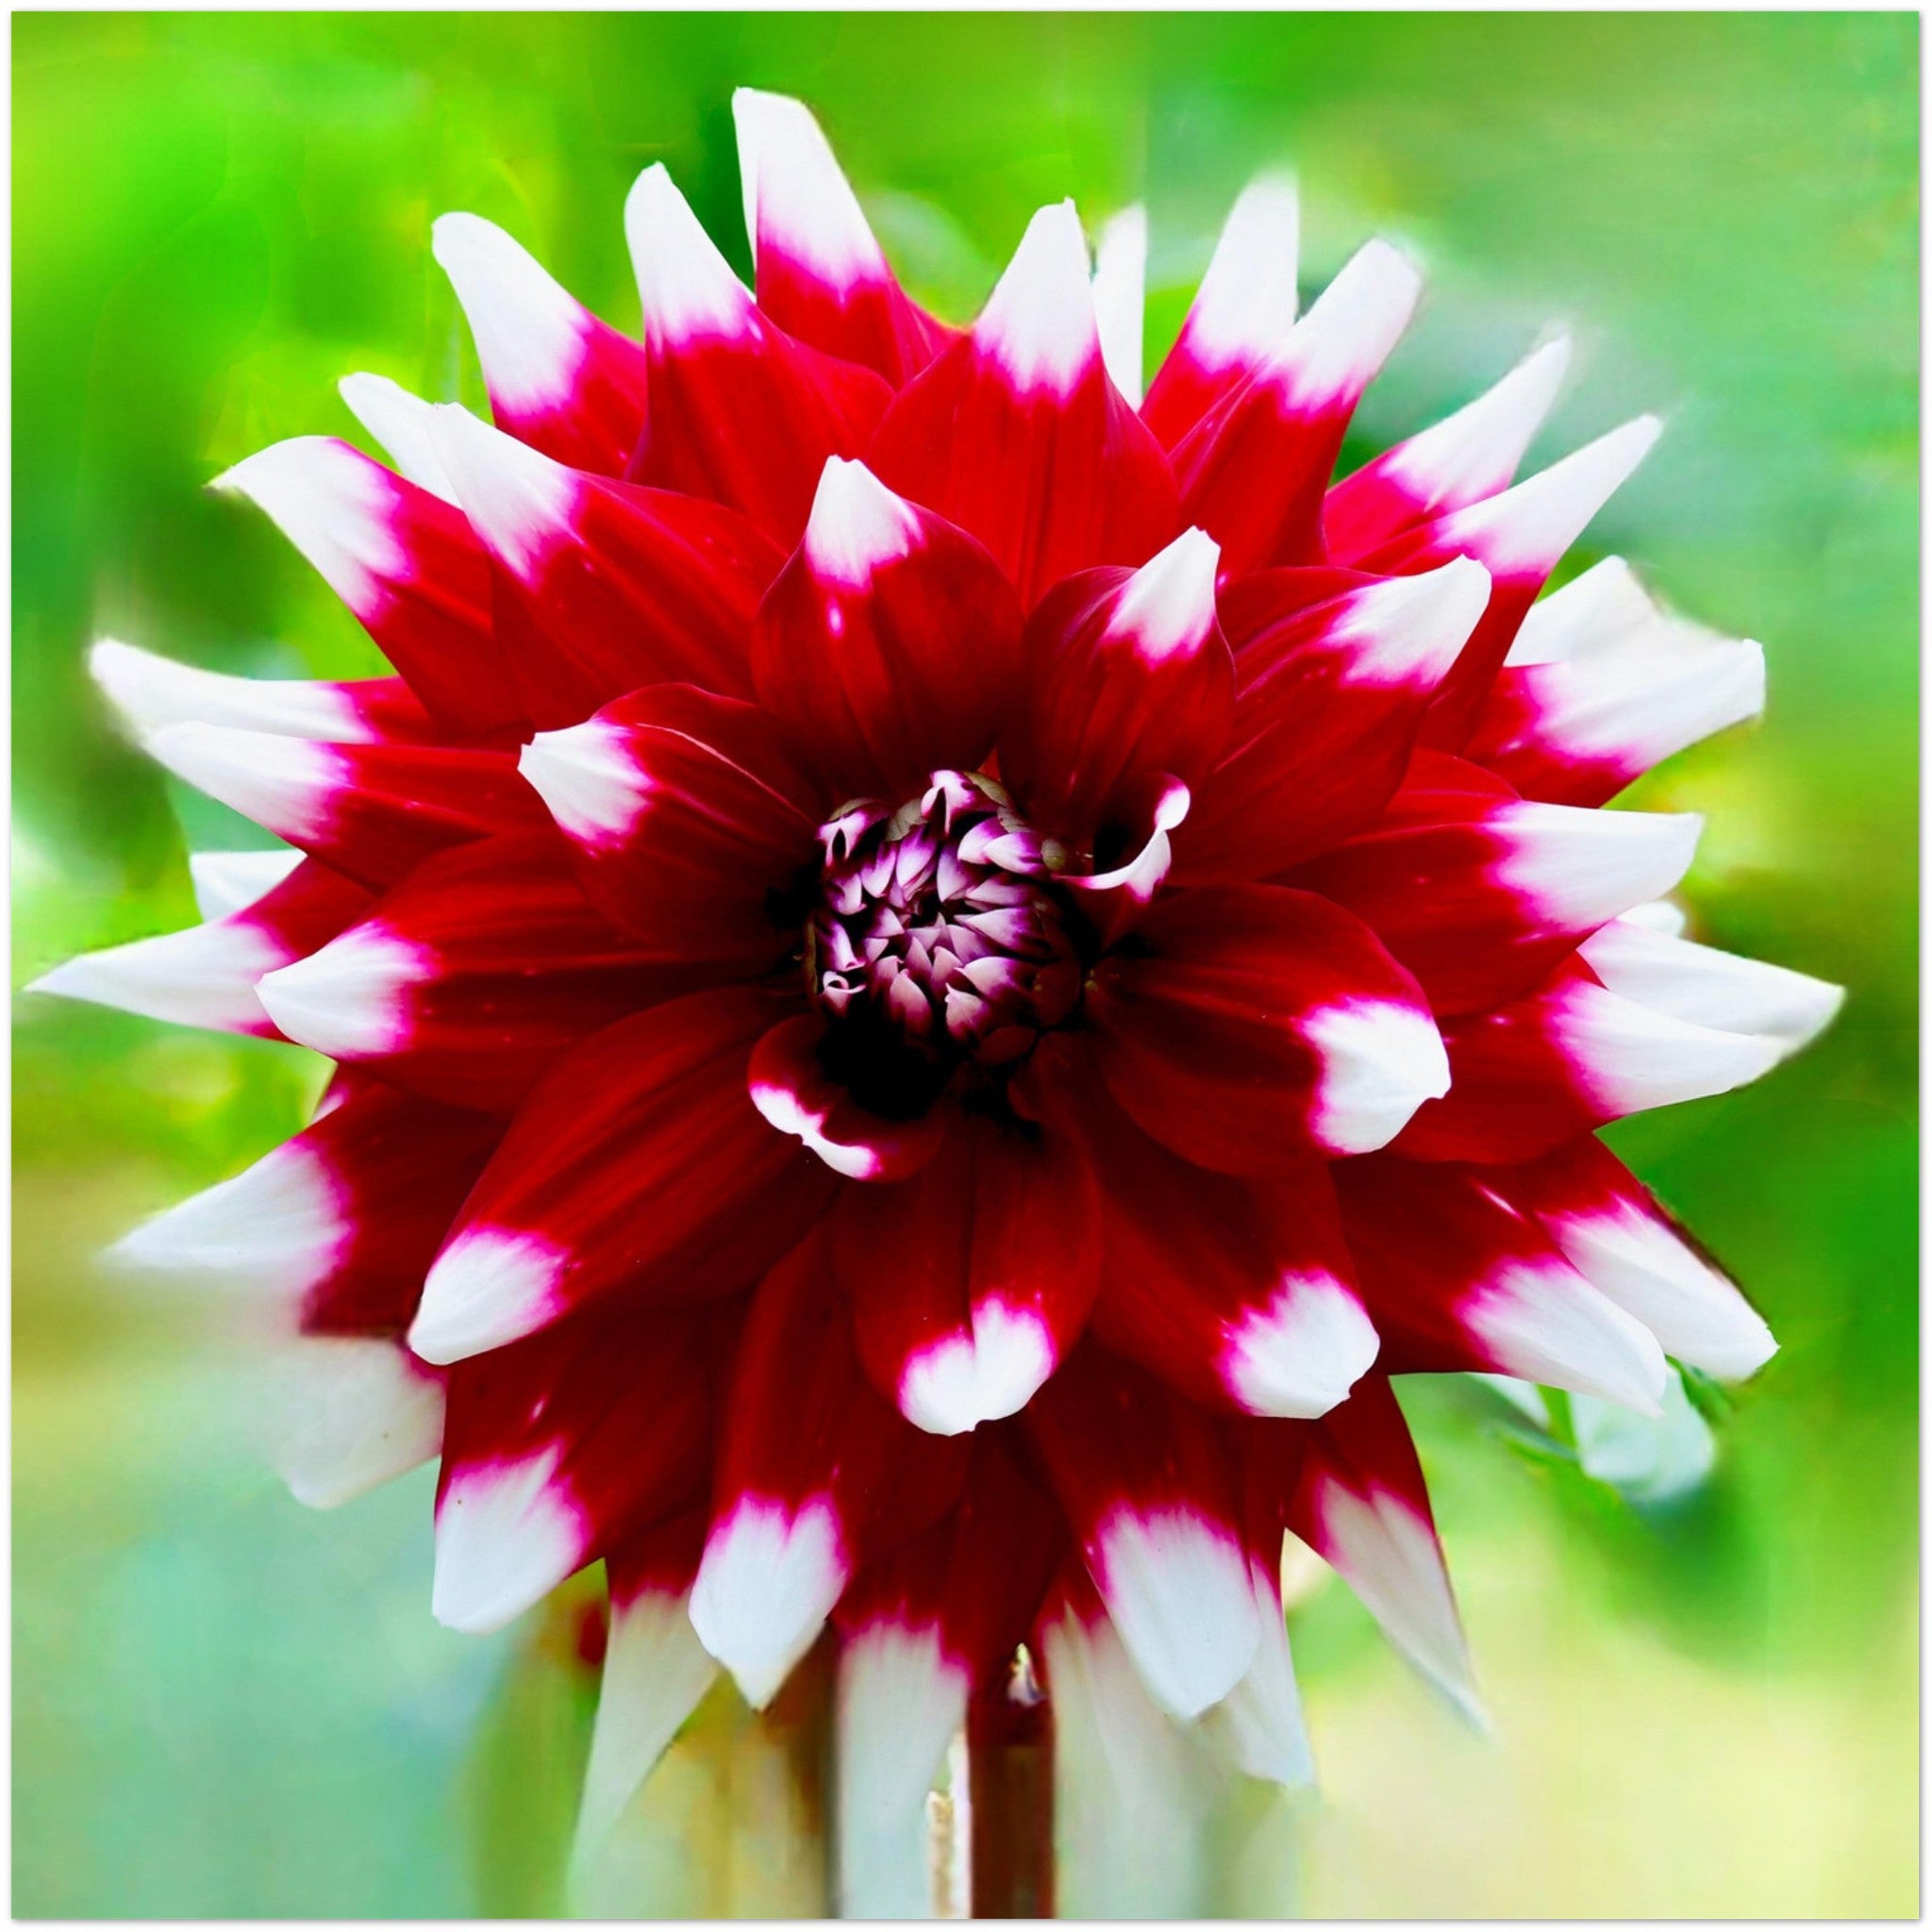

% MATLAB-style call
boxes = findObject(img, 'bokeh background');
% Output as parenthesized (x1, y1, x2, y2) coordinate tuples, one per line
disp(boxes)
(12, 9, 1919, 1918)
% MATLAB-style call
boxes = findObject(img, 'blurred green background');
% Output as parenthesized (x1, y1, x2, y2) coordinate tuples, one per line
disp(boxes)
(12, 9, 1918, 1918)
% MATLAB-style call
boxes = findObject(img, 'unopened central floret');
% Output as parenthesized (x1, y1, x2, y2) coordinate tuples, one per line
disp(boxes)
(808, 769, 1082, 1064)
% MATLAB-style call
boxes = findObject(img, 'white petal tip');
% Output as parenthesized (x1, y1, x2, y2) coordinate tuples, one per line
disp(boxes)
(1223, 1276, 1381, 1419)
(898, 1304, 1057, 1435)
(976, 198, 1099, 394)
(1306, 1000, 1452, 1155)
(432, 1451, 585, 1634)
(255, 924, 421, 1060)
(803, 457, 922, 584)
(1110, 526, 1223, 662)
(408, 1229, 562, 1365)
(625, 163, 753, 344)
(689, 1497, 845, 1708)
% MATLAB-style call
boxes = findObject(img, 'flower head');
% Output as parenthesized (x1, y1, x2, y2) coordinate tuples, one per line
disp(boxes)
(40, 86, 1840, 1912)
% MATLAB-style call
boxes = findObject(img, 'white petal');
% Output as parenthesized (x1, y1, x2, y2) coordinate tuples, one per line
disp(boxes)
(1571, 1367, 1717, 1502)
(408, 1226, 564, 1365)
(1462, 1257, 1669, 1413)
(1382, 335, 1572, 509)
(339, 372, 458, 504)
(1334, 555, 1492, 687)
(1541, 1193, 1777, 1379)
(1200, 1570, 1316, 1788)
(625, 163, 755, 347)
(108, 1139, 343, 1304)
(1309, 1477, 1485, 1726)
(25, 916, 286, 1034)
(1266, 238, 1421, 412)
(142, 724, 341, 843)
(1304, 999, 1452, 1156)
(1105, 525, 1220, 664)
(211, 436, 406, 617)
(1522, 636, 1765, 773)
(835, 1620, 968, 1918)
(255, 924, 422, 1060)
(431, 212, 592, 415)
(1581, 919, 1841, 1057)
(1091, 1506, 1260, 1719)
(425, 402, 576, 579)
(1508, 555, 1659, 666)
(432, 1446, 587, 1634)
(687, 1494, 845, 1709)
(1491, 802, 1701, 928)
(974, 199, 1098, 396)
(91, 638, 367, 742)
(519, 720, 647, 848)
(266, 1334, 443, 1509)
(1041, 1606, 1218, 1917)
(731, 88, 885, 289)
(189, 847, 304, 922)
(1441, 416, 1662, 577)
(574, 1588, 718, 1867)
(1183, 175, 1299, 373)
(898, 1301, 1056, 1437)
(1221, 1274, 1380, 1419)
(802, 457, 921, 588)
(1557, 979, 1784, 1116)
(1091, 205, 1147, 406)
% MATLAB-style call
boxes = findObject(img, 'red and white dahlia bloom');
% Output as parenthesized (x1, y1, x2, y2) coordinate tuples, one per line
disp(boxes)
(42, 88, 1841, 1912)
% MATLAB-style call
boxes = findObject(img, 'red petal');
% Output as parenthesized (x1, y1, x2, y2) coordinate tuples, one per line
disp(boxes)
(1332, 1157, 1666, 1411)
(1395, 959, 1780, 1164)
(625, 165, 893, 547)
(1176, 558, 1491, 882)
(868, 202, 1180, 608)
(750, 460, 1024, 798)
(521, 683, 821, 964)
(833, 1111, 1101, 1434)
(733, 89, 955, 386)
(1086, 884, 1448, 1171)
(691, 1226, 969, 1707)
(430, 213, 651, 476)
(1170, 241, 1421, 576)
(109, 1075, 500, 1338)
(257, 831, 712, 1114)
(1024, 1342, 1260, 1718)
(430, 407, 784, 724)
(1285, 761, 1702, 1015)
(748, 1011, 950, 1182)
(142, 724, 547, 891)
(1141, 176, 1299, 450)
(999, 528, 1234, 842)
(409, 987, 835, 1362)
(212, 436, 515, 735)
(431, 1300, 721, 1633)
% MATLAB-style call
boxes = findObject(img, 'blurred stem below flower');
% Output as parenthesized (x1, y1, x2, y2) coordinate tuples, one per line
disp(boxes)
(966, 1668, 1056, 1918)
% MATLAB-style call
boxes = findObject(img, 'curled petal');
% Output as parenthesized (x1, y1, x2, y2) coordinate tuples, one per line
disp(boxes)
(748, 1012, 948, 1182)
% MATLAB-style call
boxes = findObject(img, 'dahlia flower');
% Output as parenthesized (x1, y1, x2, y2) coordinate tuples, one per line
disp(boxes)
(39, 87, 1841, 1915)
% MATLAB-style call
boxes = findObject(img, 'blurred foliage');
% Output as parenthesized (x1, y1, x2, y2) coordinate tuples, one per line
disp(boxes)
(12, 10, 1917, 1919)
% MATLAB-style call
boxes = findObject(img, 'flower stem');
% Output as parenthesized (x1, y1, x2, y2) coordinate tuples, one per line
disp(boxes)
(966, 1674, 1054, 1918)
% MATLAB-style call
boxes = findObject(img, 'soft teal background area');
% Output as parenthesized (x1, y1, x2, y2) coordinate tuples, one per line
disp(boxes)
(13, 10, 1918, 1918)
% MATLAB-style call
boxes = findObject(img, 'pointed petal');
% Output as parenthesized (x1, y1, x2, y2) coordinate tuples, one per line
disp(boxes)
(1178, 557, 1491, 881)
(428, 403, 783, 722)
(431, 211, 650, 475)
(732, 88, 953, 385)
(1500, 1139, 1778, 1378)
(1323, 335, 1573, 561)
(211, 435, 512, 733)
(625, 163, 892, 545)
(1141, 175, 1299, 449)
(1201, 1564, 1316, 1789)
(999, 527, 1234, 842)
(869, 200, 1180, 606)
(263, 1333, 444, 1509)
(410, 989, 834, 1361)
(750, 458, 1024, 798)
(1086, 883, 1447, 1171)
(189, 847, 305, 922)
(1172, 239, 1422, 575)
(339, 372, 458, 504)
(1091, 206, 1147, 407)
(1334, 1158, 1669, 1412)
(575, 1516, 718, 1865)
(1507, 555, 1658, 666)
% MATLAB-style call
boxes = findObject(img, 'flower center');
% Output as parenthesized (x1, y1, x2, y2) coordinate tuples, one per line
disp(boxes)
(808, 770, 1083, 1069)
